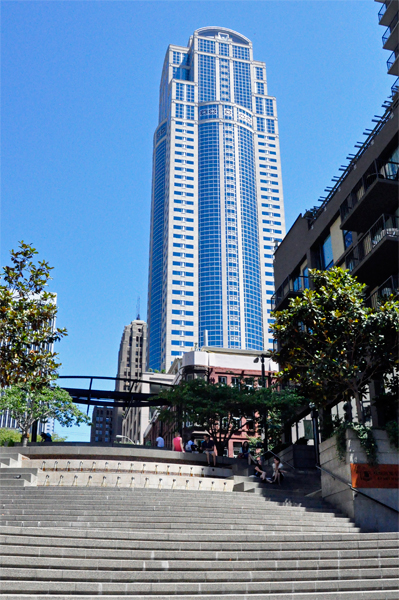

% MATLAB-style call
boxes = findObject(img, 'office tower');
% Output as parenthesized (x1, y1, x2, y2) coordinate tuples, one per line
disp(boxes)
(147, 27, 286, 370)
(113, 319, 147, 443)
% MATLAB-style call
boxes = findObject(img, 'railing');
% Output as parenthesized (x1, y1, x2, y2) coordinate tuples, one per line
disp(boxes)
(343, 214, 399, 273)
(382, 12, 398, 45)
(317, 464, 399, 514)
(387, 44, 399, 71)
(339, 159, 399, 223)
(306, 96, 398, 228)
(378, 0, 391, 23)
(368, 274, 399, 308)
(272, 275, 310, 310)
(392, 76, 399, 97)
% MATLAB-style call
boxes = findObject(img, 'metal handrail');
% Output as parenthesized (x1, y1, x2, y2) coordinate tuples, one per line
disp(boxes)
(316, 464, 399, 514)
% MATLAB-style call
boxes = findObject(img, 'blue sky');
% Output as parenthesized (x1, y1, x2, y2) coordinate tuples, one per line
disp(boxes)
(1, 1, 391, 440)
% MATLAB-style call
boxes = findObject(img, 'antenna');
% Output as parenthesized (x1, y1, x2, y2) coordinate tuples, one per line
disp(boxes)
(136, 296, 140, 320)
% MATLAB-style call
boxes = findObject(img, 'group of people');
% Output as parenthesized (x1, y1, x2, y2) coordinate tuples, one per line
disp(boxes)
(155, 433, 217, 466)
(240, 440, 284, 484)
(153, 435, 284, 481)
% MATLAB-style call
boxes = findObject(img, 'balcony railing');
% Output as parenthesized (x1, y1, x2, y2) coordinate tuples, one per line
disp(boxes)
(387, 44, 399, 71)
(272, 275, 309, 310)
(378, 0, 391, 23)
(343, 214, 399, 273)
(339, 159, 399, 223)
(382, 12, 399, 45)
(392, 76, 399, 97)
(368, 275, 399, 308)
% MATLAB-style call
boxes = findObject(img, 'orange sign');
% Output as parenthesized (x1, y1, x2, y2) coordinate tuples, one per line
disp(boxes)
(350, 463, 399, 489)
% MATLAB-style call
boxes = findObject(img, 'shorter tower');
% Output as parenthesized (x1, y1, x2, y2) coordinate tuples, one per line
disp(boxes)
(114, 320, 148, 442)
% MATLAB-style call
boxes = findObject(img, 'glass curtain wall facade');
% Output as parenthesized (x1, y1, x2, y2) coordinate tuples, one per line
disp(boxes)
(147, 27, 286, 370)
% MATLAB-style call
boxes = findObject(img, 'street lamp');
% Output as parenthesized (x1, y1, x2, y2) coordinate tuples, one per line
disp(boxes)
(115, 435, 134, 444)
(253, 354, 268, 387)
(254, 354, 271, 455)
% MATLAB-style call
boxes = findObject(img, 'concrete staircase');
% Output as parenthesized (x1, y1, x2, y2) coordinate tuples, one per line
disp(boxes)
(0, 452, 38, 487)
(0, 485, 398, 599)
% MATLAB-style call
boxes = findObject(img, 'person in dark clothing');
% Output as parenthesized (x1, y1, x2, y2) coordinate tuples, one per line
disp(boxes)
(202, 434, 216, 466)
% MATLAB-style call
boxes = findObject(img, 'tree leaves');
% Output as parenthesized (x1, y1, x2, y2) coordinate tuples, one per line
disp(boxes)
(271, 267, 399, 423)
(0, 242, 67, 389)
(0, 383, 90, 444)
(154, 379, 302, 454)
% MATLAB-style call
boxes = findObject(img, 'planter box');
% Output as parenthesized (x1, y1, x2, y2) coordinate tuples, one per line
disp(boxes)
(320, 429, 398, 532)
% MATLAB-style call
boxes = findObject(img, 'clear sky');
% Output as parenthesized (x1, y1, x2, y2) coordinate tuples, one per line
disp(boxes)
(1, 1, 391, 440)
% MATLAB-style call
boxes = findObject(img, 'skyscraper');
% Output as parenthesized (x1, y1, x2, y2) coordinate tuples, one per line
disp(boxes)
(147, 27, 286, 370)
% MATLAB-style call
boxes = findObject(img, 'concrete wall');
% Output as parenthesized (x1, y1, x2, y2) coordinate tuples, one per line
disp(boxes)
(320, 429, 399, 532)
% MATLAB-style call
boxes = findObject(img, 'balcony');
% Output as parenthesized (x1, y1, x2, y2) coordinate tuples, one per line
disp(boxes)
(342, 214, 399, 289)
(392, 76, 399, 97)
(382, 12, 399, 50)
(339, 159, 399, 232)
(367, 275, 399, 308)
(272, 275, 309, 311)
(387, 44, 399, 75)
(379, 1, 398, 27)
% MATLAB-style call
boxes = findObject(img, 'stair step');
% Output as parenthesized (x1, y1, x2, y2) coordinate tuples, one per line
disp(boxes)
(0, 592, 398, 600)
(1, 577, 398, 595)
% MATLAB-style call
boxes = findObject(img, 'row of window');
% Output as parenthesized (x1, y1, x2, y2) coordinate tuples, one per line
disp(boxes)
(198, 38, 251, 62)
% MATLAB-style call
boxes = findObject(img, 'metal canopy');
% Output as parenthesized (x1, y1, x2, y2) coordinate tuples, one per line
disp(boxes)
(57, 376, 173, 410)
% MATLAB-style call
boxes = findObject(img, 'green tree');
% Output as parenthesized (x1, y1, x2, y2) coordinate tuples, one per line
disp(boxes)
(0, 428, 22, 446)
(0, 383, 90, 446)
(51, 432, 68, 442)
(271, 268, 399, 424)
(155, 379, 301, 456)
(0, 241, 67, 389)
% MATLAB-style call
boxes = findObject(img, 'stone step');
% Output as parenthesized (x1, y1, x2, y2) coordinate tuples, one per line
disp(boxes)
(0, 478, 35, 487)
(2, 554, 398, 572)
(3, 543, 397, 562)
(1, 528, 397, 551)
(1, 565, 398, 583)
(0, 457, 21, 468)
(1, 577, 398, 595)
(3, 525, 390, 543)
(0, 519, 359, 532)
(0, 489, 336, 509)
(0, 508, 351, 523)
(0, 592, 398, 600)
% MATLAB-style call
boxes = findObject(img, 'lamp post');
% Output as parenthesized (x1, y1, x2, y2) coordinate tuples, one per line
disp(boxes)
(115, 435, 134, 444)
(254, 355, 266, 388)
(254, 354, 270, 455)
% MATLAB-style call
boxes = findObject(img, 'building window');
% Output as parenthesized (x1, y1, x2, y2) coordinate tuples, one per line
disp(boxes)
(265, 98, 274, 116)
(176, 82, 184, 101)
(175, 103, 184, 119)
(219, 42, 229, 56)
(218, 376, 227, 384)
(172, 51, 181, 65)
(198, 38, 215, 54)
(186, 85, 194, 102)
(232, 45, 250, 60)
(256, 117, 265, 132)
(255, 97, 264, 115)
(266, 119, 275, 134)
(318, 234, 334, 270)
(255, 66, 264, 80)
(186, 105, 195, 120)
(343, 230, 353, 249)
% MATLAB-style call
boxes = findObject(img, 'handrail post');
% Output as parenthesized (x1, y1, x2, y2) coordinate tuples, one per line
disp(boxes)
(310, 404, 320, 467)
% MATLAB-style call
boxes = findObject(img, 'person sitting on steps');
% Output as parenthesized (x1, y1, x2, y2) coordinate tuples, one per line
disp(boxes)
(202, 434, 216, 467)
(254, 456, 285, 484)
